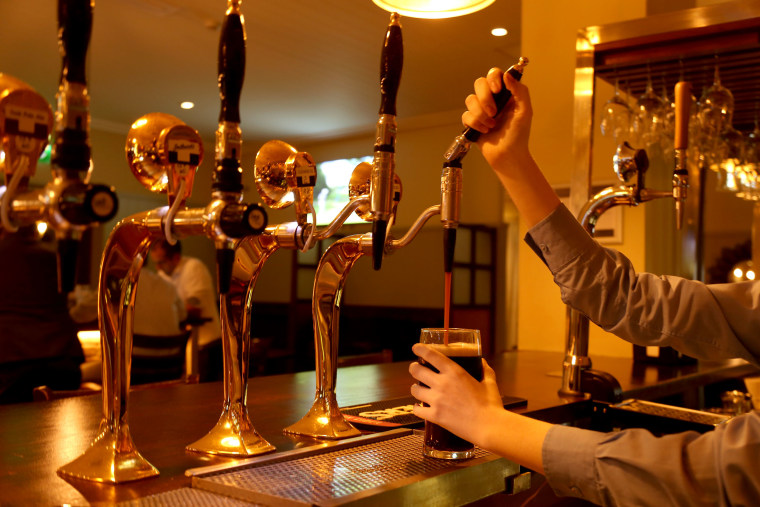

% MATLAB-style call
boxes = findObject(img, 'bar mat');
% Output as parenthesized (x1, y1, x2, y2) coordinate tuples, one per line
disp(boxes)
(193, 432, 504, 506)
(116, 487, 257, 506)
(341, 395, 527, 428)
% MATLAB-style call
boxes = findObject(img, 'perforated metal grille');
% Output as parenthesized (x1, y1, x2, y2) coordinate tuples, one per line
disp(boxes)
(116, 487, 257, 506)
(202, 433, 491, 503)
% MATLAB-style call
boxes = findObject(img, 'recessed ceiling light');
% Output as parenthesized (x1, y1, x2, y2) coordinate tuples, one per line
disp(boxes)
(372, 0, 495, 19)
(491, 27, 508, 37)
(180, 101, 194, 110)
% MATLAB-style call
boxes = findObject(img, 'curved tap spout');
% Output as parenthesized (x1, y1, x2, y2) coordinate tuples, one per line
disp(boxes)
(58, 211, 162, 482)
(284, 233, 372, 439)
(286, 205, 441, 439)
(186, 232, 278, 456)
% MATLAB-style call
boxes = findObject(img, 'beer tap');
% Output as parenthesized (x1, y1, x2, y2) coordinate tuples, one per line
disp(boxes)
(442, 57, 527, 296)
(559, 82, 692, 398)
(284, 162, 437, 440)
(0, 0, 118, 293)
(58, 0, 268, 482)
(369, 12, 402, 270)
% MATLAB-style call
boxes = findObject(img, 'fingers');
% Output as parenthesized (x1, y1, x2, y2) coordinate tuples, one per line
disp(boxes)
(411, 343, 451, 372)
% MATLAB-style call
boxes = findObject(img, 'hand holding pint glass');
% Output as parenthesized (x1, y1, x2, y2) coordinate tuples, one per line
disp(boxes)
(416, 328, 483, 459)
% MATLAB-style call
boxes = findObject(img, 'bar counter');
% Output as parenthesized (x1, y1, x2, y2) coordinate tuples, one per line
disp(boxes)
(1, 350, 756, 505)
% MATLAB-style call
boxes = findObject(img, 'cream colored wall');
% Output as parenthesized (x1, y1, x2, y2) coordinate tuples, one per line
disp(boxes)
(517, 1, 650, 357)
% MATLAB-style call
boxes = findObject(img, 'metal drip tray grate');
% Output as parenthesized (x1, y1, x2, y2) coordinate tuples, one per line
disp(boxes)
(190, 429, 518, 506)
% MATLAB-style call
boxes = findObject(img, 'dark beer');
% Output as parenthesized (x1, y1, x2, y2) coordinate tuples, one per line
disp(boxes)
(421, 341, 483, 459)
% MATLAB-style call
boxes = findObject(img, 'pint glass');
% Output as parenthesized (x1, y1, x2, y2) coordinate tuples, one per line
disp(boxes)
(419, 328, 483, 460)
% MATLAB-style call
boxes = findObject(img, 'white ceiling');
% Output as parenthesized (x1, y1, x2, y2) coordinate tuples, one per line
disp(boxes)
(0, 0, 521, 145)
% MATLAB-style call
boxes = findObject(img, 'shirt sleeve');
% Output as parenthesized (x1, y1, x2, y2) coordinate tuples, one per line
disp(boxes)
(543, 413, 760, 506)
(525, 204, 760, 365)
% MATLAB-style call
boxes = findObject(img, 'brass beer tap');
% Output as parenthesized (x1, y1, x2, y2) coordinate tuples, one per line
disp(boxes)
(58, 0, 268, 482)
(284, 159, 448, 440)
(0, 0, 117, 293)
(559, 82, 692, 398)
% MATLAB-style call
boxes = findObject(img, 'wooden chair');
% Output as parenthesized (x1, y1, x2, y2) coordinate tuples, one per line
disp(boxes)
(131, 331, 193, 385)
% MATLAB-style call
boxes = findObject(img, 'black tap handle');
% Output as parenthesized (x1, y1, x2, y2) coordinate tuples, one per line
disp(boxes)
(463, 57, 528, 143)
(379, 13, 402, 117)
(218, 5, 245, 124)
(58, 0, 92, 85)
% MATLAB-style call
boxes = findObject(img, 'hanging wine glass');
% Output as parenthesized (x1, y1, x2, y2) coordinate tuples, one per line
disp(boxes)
(631, 69, 666, 147)
(698, 60, 734, 143)
(741, 113, 760, 200)
(600, 77, 632, 144)
(715, 126, 744, 193)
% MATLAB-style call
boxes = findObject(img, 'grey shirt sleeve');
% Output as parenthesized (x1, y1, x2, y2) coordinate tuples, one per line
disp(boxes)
(526, 204, 760, 505)
(543, 414, 760, 506)
(525, 203, 760, 365)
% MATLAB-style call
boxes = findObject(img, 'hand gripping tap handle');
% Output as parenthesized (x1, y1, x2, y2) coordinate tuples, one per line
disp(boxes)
(673, 81, 691, 230)
(444, 57, 529, 163)
(371, 12, 402, 270)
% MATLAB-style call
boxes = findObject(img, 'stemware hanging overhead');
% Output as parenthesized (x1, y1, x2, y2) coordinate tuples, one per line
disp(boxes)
(698, 59, 734, 139)
(631, 68, 666, 147)
(740, 113, 760, 200)
(600, 77, 632, 144)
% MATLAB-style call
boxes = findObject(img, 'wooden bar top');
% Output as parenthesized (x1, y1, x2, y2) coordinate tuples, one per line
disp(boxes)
(0, 350, 756, 505)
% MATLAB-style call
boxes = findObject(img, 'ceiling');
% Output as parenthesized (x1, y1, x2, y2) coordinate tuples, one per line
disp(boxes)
(0, 0, 522, 146)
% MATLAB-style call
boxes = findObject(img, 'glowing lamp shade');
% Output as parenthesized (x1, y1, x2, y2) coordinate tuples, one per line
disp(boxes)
(372, 0, 495, 18)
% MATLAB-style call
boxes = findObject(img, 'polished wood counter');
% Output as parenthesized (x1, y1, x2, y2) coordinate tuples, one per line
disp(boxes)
(0, 350, 756, 505)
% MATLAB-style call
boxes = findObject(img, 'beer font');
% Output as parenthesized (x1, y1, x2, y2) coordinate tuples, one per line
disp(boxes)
(0, 0, 117, 293)
(58, 0, 269, 482)
(559, 82, 691, 398)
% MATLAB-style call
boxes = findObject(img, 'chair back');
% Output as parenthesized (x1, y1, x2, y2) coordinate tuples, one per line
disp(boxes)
(131, 331, 191, 385)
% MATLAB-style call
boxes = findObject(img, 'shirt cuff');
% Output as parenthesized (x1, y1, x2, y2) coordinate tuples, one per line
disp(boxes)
(542, 424, 606, 503)
(524, 203, 597, 274)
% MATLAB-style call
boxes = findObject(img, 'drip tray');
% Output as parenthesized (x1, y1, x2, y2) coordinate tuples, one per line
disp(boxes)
(187, 429, 519, 506)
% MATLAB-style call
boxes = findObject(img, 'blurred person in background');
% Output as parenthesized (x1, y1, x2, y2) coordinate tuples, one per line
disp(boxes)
(150, 240, 221, 381)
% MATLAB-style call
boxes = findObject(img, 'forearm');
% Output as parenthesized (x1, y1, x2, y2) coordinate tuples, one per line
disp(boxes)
(478, 407, 551, 475)
(486, 149, 561, 228)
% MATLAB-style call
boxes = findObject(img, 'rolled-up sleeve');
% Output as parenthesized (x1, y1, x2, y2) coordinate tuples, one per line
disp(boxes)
(543, 413, 760, 506)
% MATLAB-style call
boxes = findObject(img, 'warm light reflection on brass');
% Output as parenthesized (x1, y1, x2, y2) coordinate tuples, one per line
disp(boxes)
(254, 140, 316, 224)
(125, 112, 202, 205)
(284, 173, 433, 441)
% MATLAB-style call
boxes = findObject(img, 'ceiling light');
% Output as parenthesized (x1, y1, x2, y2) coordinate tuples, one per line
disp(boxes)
(180, 101, 194, 110)
(491, 27, 508, 37)
(372, 0, 495, 19)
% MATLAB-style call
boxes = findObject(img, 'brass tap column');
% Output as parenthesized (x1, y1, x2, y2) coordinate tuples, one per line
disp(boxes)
(0, 0, 118, 293)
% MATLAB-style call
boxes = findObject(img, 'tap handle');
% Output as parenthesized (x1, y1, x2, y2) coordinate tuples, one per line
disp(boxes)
(673, 81, 691, 230)
(218, 1, 245, 124)
(463, 57, 528, 143)
(379, 13, 403, 117)
(213, 1, 245, 194)
(58, 0, 92, 85)
(53, 0, 92, 173)
(674, 81, 691, 152)
(370, 13, 403, 271)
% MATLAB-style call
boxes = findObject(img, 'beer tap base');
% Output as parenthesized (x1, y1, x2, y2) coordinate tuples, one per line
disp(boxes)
(284, 393, 361, 440)
(57, 420, 159, 483)
(186, 402, 275, 457)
